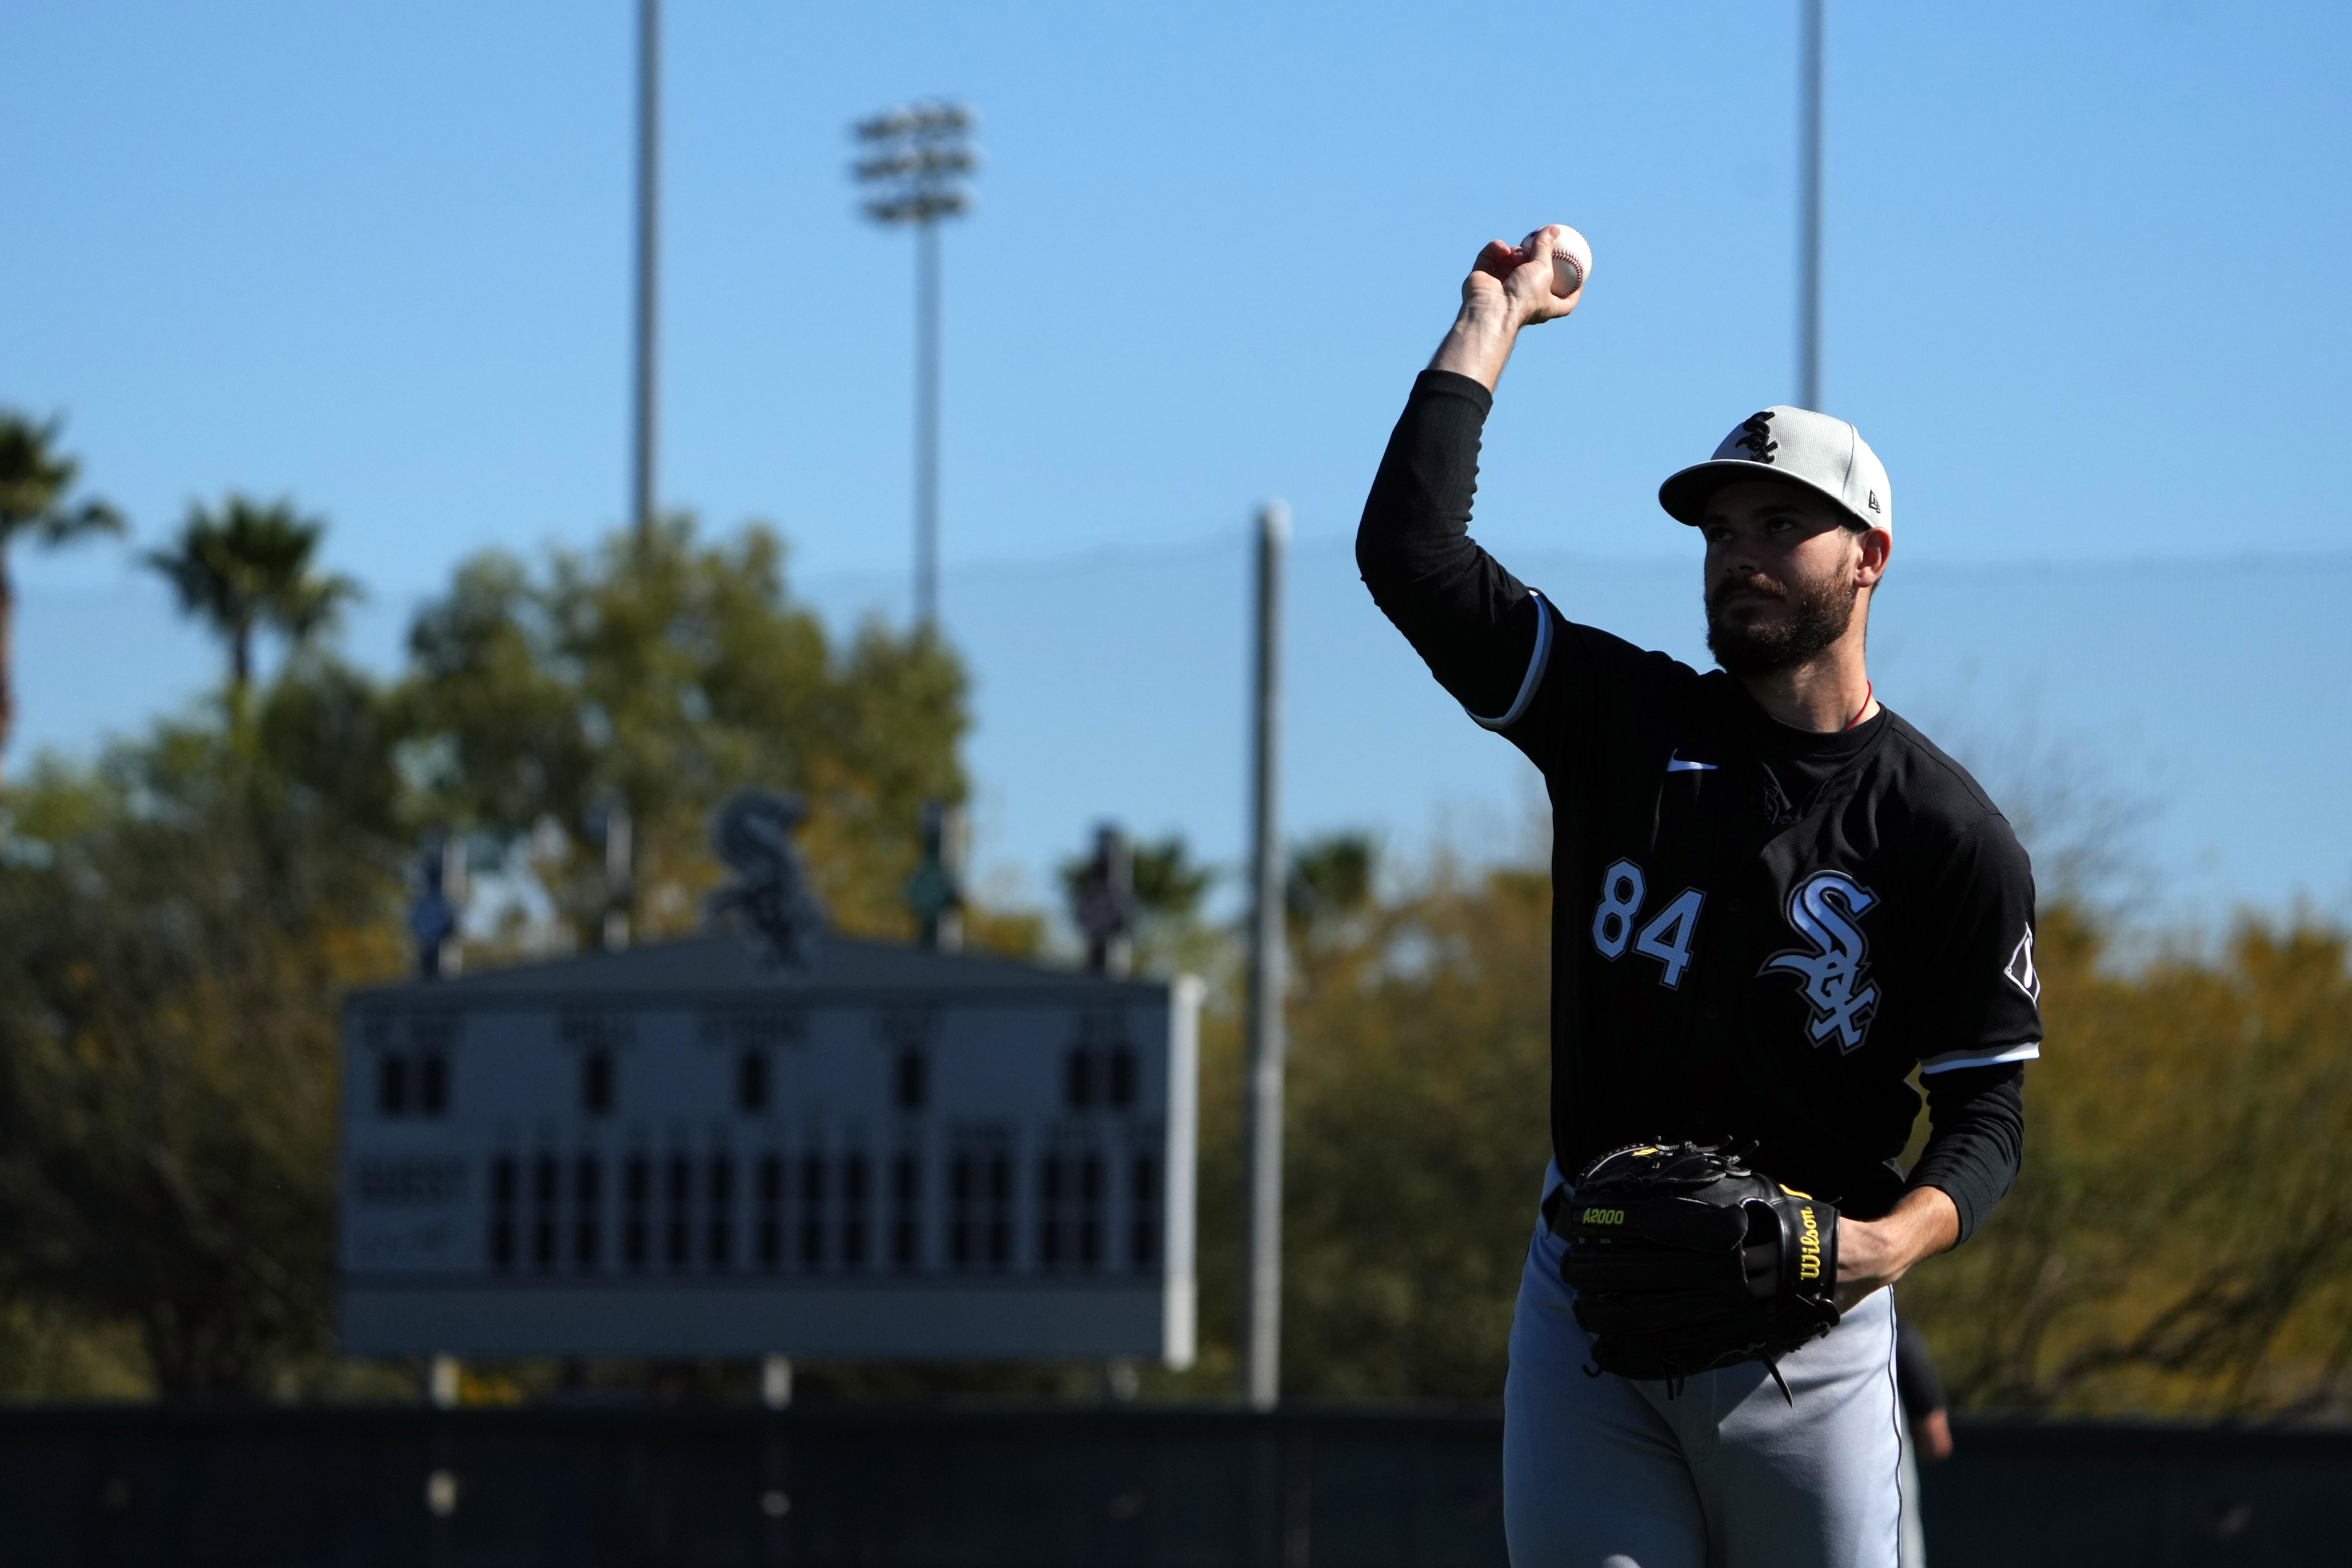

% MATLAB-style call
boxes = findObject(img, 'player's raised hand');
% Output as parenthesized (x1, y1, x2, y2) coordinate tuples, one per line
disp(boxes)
(1463, 225, 1589, 326)
(1433, 223, 1591, 389)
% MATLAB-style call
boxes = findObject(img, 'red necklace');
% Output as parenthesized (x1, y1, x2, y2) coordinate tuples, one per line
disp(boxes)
(1844, 681, 1874, 731)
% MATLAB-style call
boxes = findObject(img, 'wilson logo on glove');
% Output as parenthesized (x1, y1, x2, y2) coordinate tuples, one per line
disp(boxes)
(1797, 1206, 1824, 1282)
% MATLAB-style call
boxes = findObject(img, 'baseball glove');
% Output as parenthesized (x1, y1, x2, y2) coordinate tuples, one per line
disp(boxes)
(1551, 1142, 1841, 1399)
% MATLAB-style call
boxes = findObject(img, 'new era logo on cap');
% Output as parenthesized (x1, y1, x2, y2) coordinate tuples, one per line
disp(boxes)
(1658, 406, 1893, 536)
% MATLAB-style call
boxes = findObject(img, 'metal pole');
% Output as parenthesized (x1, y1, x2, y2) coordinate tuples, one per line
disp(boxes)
(631, 0, 661, 546)
(1242, 500, 1289, 1411)
(914, 220, 941, 628)
(1797, 0, 1824, 411)
(602, 796, 633, 953)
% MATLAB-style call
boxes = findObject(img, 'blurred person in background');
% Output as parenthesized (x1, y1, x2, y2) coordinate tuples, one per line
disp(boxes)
(1896, 1316, 1953, 1568)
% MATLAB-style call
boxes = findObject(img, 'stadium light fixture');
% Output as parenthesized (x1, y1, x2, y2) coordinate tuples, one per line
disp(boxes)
(852, 101, 979, 630)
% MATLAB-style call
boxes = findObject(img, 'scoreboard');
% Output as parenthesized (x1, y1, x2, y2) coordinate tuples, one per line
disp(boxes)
(338, 934, 1200, 1366)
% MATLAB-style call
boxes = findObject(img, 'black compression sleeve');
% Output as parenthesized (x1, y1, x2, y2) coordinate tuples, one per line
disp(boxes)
(1355, 369, 1540, 720)
(1905, 1064, 2025, 1245)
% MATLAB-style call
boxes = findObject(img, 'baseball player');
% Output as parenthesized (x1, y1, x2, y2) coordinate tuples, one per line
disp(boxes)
(1356, 228, 2037, 1568)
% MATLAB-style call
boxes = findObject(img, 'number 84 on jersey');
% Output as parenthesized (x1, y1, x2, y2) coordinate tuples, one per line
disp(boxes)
(1590, 859, 1704, 989)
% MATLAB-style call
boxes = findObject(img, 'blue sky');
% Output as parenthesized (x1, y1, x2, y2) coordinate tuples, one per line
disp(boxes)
(4, 1, 2348, 919)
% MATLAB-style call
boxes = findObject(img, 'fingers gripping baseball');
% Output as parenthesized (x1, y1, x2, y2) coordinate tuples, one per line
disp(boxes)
(1465, 224, 1591, 325)
(1524, 224, 1592, 299)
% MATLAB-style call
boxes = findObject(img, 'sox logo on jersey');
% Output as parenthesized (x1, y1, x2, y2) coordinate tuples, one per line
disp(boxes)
(1761, 870, 1881, 1052)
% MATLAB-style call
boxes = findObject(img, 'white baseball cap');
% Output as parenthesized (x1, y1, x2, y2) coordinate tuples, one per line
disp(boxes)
(1658, 407, 1892, 535)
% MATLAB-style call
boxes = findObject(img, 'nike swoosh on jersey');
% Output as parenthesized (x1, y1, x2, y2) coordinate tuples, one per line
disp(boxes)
(1666, 755, 1720, 772)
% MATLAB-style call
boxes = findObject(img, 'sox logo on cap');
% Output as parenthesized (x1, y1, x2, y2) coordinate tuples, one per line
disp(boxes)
(1659, 406, 1891, 535)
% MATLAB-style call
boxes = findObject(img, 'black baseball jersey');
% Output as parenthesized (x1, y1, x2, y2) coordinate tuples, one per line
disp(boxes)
(1360, 371, 2039, 1225)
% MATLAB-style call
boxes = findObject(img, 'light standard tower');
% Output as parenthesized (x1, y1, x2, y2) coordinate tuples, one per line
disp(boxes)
(1241, 501, 1289, 1410)
(631, 0, 661, 549)
(852, 101, 978, 630)
(1796, 0, 1824, 410)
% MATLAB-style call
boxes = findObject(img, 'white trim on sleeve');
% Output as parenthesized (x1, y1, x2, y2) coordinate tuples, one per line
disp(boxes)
(1468, 591, 1553, 732)
(1918, 1040, 2042, 1075)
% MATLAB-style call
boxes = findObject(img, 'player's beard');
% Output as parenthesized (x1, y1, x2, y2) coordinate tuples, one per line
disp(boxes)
(1704, 561, 1859, 676)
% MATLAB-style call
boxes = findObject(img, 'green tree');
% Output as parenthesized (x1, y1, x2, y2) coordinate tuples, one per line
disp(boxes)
(1156, 849, 1551, 1404)
(147, 496, 358, 696)
(398, 515, 966, 949)
(1288, 831, 1377, 934)
(0, 412, 124, 780)
(1135, 837, 1216, 918)
(0, 657, 405, 1396)
(1275, 860, 1553, 1398)
(1900, 908, 2352, 1416)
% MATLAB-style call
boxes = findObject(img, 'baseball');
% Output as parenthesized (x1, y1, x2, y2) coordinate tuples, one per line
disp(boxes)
(1521, 225, 1593, 298)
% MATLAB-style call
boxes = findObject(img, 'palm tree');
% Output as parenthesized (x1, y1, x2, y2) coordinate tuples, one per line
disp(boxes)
(0, 413, 125, 783)
(147, 496, 359, 696)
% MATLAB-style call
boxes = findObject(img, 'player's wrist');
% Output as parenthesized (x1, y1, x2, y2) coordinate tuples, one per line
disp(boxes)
(1428, 301, 1522, 388)
(1461, 290, 1534, 334)
(1840, 1190, 1959, 1296)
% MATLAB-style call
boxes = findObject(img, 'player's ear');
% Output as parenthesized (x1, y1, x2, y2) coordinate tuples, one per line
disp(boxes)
(1853, 525, 1890, 588)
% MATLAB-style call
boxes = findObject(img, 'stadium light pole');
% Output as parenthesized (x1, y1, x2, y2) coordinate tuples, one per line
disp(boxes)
(1242, 500, 1289, 1411)
(853, 101, 977, 630)
(1797, 0, 1824, 410)
(631, 0, 661, 548)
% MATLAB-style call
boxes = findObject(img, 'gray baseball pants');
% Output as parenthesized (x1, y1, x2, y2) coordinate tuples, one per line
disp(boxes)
(1505, 1165, 1906, 1568)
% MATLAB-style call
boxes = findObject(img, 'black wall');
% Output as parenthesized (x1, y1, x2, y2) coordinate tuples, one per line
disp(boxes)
(0, 1404, 2338, 1567)
(1921, 1419, 2352, 1566)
